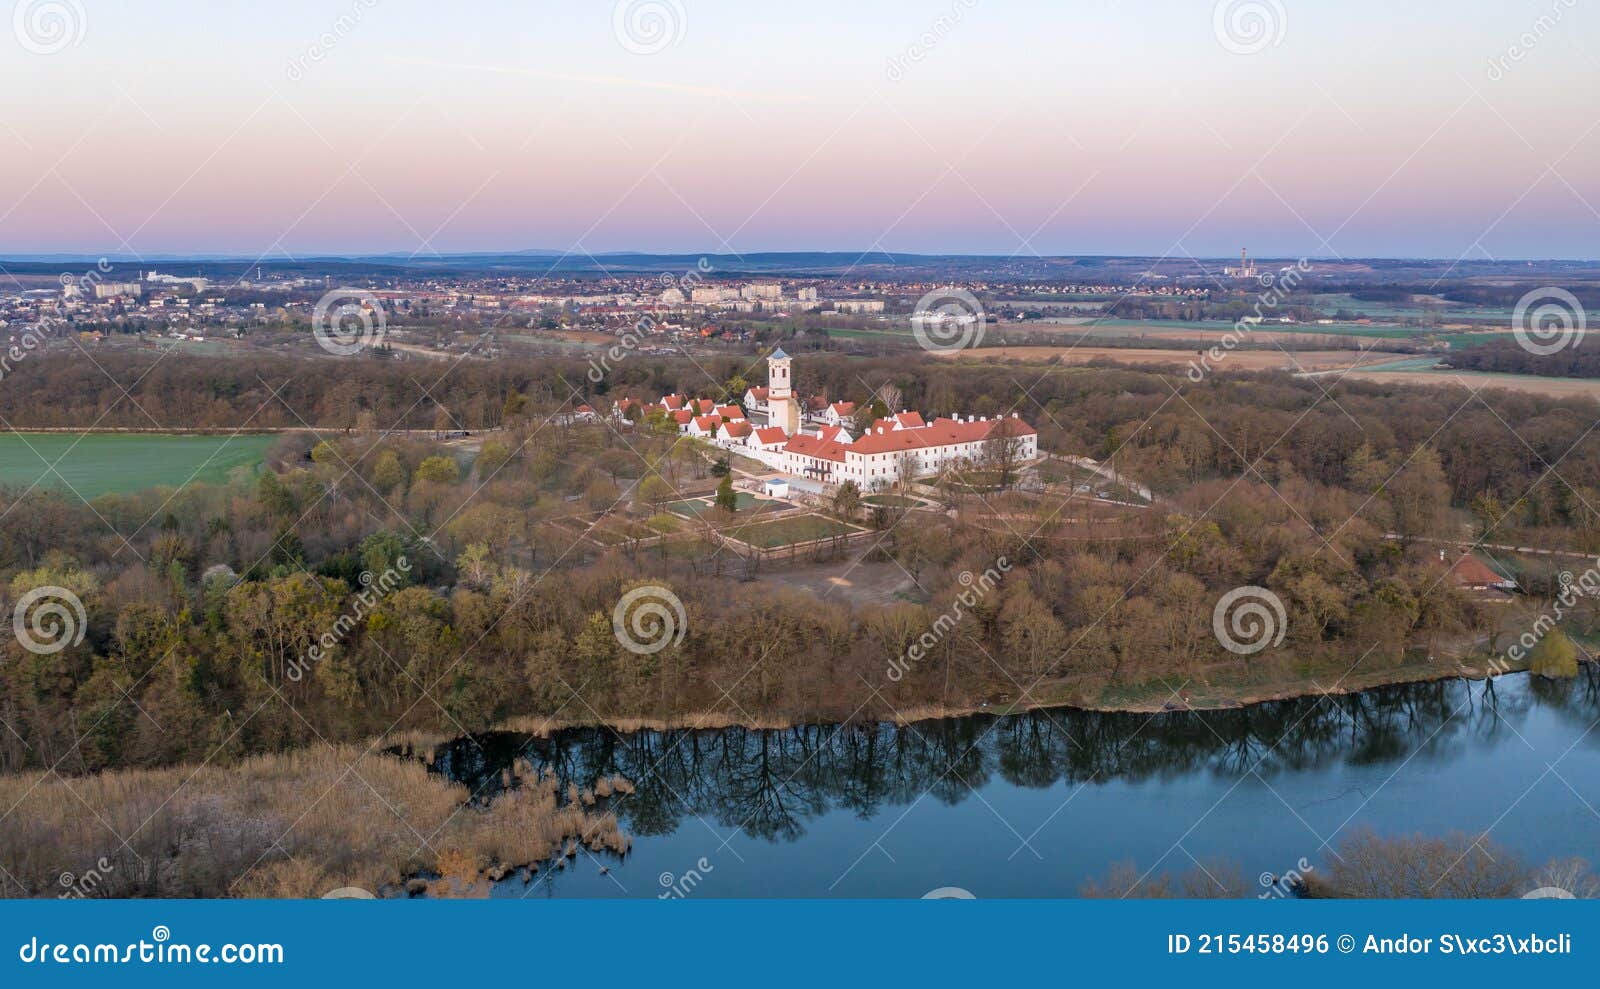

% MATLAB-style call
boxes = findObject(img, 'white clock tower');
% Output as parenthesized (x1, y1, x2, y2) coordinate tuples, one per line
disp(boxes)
(767, 347, 798, 435)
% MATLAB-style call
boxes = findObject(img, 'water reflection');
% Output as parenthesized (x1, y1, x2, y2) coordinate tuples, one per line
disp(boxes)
(411, 669, 1600, 846)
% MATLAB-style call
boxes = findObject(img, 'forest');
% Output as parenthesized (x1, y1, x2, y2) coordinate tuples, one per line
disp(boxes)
(1, 350, 1598, 781)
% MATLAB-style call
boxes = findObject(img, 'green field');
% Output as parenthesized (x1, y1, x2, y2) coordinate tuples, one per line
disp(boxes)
(666, 493, 784, 518)
(729, 514, 860, 548)
(0, 433, 277, 499)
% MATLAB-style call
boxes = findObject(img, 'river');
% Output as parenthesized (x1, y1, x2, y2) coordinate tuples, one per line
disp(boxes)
(413, 671, 1600, 898)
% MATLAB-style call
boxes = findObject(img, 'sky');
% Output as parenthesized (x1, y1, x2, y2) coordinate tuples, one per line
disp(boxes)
(1, 0, 1597, 260)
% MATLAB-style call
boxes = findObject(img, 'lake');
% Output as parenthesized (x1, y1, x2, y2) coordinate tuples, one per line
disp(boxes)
(0, 432, 276, 498)
(413, 671, 1600, 898)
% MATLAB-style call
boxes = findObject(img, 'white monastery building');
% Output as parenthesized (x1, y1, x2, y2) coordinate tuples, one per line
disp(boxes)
(612, 350, 1038, 491)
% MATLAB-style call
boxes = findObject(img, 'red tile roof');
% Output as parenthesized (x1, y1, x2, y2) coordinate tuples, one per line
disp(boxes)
(692, 414, 721, 431)
(894, 412, 926, 429)
(850, 416, 1035, 456)
(715, 404, 745, 420)
(662, 394, 685, 411)
(672, 409, 694, 424)
(1447, 553, 1513, 589)
(746, 387, 769, 402)
(723, 421, 753, 438)
(784, 432, 849, 462)
(754, 426, 789, 446)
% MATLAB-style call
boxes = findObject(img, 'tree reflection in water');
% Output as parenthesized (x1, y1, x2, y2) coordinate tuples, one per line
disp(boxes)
(408, 669, 1600, 845)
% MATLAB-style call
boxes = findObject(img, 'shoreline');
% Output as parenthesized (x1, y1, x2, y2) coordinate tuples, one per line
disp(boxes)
(392, 655, 1553, 748)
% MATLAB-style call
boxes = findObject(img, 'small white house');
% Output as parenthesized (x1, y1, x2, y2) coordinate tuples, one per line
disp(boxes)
(763, 478, 790, 499)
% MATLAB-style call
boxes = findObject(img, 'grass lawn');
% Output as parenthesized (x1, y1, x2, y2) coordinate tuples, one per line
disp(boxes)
(666, 493, 784, 518)
(0, 432, 277, 499)
(864, 494, 924, 508)
(729, 513, 861, 548)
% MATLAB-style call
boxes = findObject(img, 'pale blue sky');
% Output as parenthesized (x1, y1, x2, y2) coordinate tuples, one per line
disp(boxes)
(2, 0, 1597, 257)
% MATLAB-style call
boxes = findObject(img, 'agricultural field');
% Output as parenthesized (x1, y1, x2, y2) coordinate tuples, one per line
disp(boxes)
(0, 432, 277, 499)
